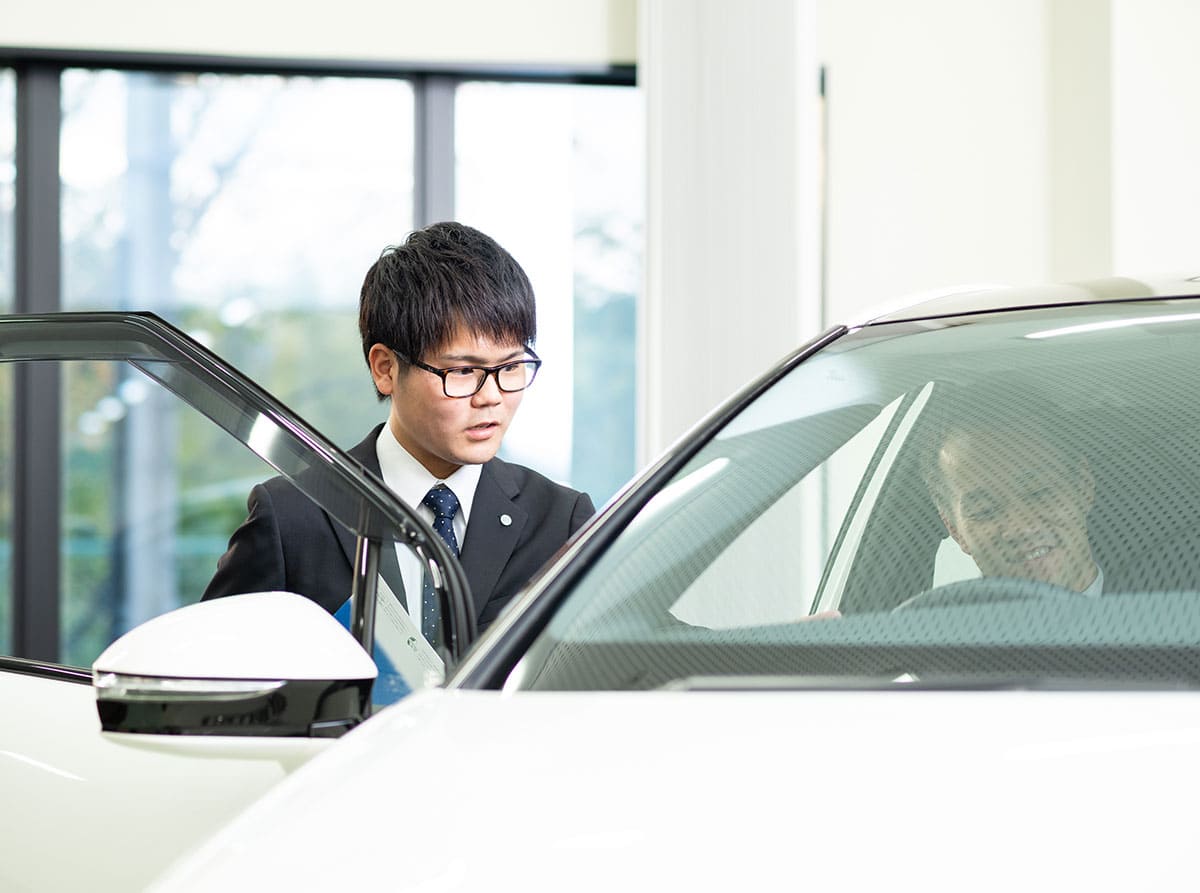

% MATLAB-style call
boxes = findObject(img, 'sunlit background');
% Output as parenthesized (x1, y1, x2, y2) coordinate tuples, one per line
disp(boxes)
(0, 65, 642, 663)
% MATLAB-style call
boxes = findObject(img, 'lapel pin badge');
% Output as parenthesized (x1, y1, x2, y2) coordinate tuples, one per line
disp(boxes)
(499, 513, 513, 527)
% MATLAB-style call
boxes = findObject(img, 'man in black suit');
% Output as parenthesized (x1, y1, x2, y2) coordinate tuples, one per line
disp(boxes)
(203, 222, 595, 639)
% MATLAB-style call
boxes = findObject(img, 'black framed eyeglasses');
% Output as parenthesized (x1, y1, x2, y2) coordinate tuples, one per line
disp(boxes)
(397, 347, 542, 398)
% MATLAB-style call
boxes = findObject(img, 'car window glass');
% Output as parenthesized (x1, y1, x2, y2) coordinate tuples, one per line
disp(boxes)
(61, 359, 256, 663)
(505, 298, 1200, 692)
(669, 395, 903, 628)
(0, 353, 430, 690)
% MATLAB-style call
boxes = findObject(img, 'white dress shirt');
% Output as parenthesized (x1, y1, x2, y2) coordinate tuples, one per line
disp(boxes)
(375, 424, 482, 630)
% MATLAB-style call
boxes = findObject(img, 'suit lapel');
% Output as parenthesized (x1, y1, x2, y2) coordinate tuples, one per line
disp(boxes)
(460, 458, 526, 619)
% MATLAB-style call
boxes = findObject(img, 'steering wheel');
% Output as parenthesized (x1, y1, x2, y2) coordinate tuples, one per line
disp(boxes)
(892, 576, 1085, 613)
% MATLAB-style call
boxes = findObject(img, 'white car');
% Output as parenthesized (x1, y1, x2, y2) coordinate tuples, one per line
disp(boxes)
(7, 280, 1200, 891)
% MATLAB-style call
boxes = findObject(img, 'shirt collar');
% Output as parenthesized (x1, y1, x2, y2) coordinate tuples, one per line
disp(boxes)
(374, 423, 482, 524)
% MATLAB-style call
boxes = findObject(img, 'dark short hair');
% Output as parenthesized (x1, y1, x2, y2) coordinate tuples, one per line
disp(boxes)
(917, 387, 1076, 513)
(359, 221, 537, 399)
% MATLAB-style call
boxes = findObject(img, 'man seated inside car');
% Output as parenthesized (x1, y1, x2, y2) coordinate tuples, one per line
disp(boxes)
(918, 401, 1102, 594)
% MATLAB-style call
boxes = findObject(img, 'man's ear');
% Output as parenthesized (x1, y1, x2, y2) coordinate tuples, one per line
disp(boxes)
(938, 510, 971, 555)
(367, 343, 398, 396)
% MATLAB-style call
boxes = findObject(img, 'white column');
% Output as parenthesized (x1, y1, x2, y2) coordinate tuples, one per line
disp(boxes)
(638, 0, 822, 460)
(1048, 0, 1113, 281)
(1110, 0, 1200, 274)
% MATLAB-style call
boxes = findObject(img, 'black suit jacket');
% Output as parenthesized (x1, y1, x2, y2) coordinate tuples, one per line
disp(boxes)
(202, 424, 595, 629)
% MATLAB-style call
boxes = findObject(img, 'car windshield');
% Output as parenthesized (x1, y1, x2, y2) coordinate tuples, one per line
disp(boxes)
(507, 296, 1200, 691)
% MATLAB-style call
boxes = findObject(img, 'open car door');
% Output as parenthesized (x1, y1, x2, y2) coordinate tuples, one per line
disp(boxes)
(0, 312, 473, 892)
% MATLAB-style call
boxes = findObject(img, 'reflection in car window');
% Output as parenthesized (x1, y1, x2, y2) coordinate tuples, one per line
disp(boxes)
(58, 359, 306, 664)
(507, 298, 1200, 692)
(669, 395, 903, 628)
(0, 351, 427, 680)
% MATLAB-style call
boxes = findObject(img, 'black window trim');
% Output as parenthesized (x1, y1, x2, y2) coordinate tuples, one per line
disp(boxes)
(0, 654, 92, 685)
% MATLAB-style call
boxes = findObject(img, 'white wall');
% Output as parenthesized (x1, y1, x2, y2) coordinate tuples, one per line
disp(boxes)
(1111, 0, 1200, 275)
(817, 0, 1050, 321)
(816, 0, 1200, 321)
(1047, 0, 1112, 282)
(0, 0, 637, 67)
(637, 0, 1200, 456)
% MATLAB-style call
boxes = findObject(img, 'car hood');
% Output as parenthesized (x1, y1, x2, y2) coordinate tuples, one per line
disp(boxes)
(152, 687, 1199, 891)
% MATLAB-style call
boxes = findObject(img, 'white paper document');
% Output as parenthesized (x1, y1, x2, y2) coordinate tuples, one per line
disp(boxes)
(373, 576, 445, 690)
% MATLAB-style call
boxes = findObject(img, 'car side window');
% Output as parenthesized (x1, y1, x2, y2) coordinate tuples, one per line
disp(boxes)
(54, 359, 295, 666)
(668, 396, 905, 629)
(3, 356, 427, 683)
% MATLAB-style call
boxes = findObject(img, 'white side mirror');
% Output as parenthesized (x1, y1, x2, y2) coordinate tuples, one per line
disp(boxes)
(93, 592, 378, 738)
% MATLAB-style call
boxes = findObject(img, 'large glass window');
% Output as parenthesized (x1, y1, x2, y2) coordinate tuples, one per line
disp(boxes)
(3, 61, 640, 664)
(0, 68, 13, 650)
(61, 69, 413, 435)
(456, 82, 643, 506)
(58, 70, 415, 664)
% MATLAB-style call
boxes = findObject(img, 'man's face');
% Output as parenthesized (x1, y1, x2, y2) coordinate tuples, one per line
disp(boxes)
(937, 429, 1096, 591)
(375, 327, 528, 479)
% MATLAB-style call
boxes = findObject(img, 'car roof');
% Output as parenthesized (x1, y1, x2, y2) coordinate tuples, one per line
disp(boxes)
(856, 274, 1200, 326)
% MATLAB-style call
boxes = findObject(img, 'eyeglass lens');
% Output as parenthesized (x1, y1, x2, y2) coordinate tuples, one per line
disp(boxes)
(444, 361, 538, 397)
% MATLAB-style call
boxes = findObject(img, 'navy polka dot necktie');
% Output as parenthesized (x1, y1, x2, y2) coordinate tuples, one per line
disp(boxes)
(421, 485, 460, 645)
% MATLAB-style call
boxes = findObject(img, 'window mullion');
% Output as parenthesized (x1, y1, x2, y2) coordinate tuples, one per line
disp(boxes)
(13, 63, 62, 660)
(413, 74, 457, 227)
